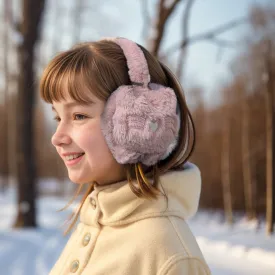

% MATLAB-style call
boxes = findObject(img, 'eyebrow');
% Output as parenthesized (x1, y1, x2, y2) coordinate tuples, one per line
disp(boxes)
(51, 101, 94, 112)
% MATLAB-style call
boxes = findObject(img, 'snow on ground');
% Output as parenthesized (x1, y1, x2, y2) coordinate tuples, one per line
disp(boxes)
(0, 186, 275, 275)
(189, 213, 275, 275)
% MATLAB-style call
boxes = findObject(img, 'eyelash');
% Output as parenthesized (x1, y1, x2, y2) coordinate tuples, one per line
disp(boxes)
(53, 116, 61, 122)
(53, 114, 88, 122)
(73, 114, 87, 121)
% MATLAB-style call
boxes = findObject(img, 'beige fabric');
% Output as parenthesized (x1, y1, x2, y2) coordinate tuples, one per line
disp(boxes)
(50, 163, 211, 274)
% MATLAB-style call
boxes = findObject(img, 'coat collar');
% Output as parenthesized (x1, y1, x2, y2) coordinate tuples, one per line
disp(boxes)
(80, 163, 201, 227)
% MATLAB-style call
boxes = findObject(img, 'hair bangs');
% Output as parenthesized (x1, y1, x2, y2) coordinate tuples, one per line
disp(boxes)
(40, 47, 107, 104)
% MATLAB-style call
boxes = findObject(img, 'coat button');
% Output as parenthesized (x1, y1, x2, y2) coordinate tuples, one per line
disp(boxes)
(70, 260, 79, 273)
(90, 198, 97, 209)
(82, 233, 91, 246)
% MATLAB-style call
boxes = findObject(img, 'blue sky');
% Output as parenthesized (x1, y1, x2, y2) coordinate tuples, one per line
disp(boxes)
(95, 0, 272, 105)
(41, 0, 272, 107)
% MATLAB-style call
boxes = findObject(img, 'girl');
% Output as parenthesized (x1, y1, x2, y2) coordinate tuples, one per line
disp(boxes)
(40, 37, 211, 275)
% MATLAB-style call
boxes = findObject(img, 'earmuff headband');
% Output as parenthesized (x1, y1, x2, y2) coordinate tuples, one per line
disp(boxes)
(100, 37, 180, 166)
(114, 38, 150, 87)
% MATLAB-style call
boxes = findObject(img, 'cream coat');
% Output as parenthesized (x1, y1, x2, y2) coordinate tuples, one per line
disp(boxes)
(50, 163, 211, 274)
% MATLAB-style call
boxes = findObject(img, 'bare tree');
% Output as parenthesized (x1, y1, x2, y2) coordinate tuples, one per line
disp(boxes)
(262, 39, 275, 235)
(1, 0, 12, 192)
(163, 17, 246, 59)
(5, 0, 18, 191)
(147, 0, 182, 56)
(139, 1, 275, 223)
(221, 89, 233, 225)
(220, 85, 234, 225)
(14, 0, 45, 228)
(73, 0, 84, 43)
(176, 0, 196, 79)
(51, 0, 65, 55)
(247, 3, 275, 233)
(240, 80, 256, 220)
(140, 0, 151, 41)
(142, 0, 246, 82)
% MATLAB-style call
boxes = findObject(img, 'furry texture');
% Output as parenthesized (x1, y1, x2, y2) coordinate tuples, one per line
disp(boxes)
(101, 82, 179, 165)
(115, 37, 150, 85)
(100, 37, 180, 165)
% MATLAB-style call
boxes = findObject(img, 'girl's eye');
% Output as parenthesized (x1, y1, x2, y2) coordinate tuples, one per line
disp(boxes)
(53, 116, 61, 123)
(73, 114, 87, 121)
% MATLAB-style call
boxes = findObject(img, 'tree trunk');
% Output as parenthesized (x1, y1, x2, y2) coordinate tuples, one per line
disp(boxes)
(264, 39, 275, 235)
(51, 0, 64, 55)
(149, 0, 181, 57)
(176, 0, 195, 81)
(73, 0, 83, 43)
(14, 0, 45, 228)
(242, 97, 256, 220)
(221, 106, 233, 225)
(1, 0, 11, 193)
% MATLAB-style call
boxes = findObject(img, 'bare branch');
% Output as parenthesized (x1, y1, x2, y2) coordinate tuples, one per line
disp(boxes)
(51, 0, 64, 55)
(149, 0, 181, 56)
(162, 17, 247, 58)
(176, 0, 196, 79)
(160, 0, 181, 20)
(209, 37, 237, 48)
(212, 37, 239, 64)
(140, 0, 151, 41)
(73, 0, 84, 43)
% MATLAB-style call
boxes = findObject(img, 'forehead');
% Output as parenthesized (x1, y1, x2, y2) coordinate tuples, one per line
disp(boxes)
(52, 99, 92, 111)
(50, 73, 102, 106)
(51, 93, 105, 114)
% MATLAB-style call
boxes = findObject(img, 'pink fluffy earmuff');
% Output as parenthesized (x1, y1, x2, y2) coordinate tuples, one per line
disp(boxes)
(100, 37, 180, 166)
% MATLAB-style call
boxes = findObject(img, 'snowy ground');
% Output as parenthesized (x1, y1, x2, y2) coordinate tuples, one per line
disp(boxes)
(0, 186, 275, 275)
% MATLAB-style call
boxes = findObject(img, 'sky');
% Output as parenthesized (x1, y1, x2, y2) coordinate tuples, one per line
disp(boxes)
(85, 0, 272, 105)
(0, 0, 272, 106)
(40, 0, 272, 108)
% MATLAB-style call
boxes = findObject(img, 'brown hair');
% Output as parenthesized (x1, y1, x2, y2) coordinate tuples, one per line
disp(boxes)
(40, 40, 195, 234)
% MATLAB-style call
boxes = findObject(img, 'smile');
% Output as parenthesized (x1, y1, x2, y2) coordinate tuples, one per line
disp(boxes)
(64, 153, 85, 166)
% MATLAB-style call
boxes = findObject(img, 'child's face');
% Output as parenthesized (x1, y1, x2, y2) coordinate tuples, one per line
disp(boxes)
(51, 93, 126, 185)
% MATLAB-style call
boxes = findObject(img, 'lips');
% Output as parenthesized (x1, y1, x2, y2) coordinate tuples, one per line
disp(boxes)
(64, 153, 84, 161)
(61, 152, 85, 166)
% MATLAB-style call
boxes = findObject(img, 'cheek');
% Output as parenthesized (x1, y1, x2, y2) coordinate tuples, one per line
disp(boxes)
(78, 120, 113, 163)
(55, 146, 61, 155)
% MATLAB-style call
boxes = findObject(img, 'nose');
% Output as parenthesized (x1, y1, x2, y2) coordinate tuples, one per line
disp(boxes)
(51, 125, 72, 147)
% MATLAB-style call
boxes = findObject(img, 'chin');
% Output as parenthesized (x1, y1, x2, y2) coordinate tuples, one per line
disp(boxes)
(68, 173, 92, 185)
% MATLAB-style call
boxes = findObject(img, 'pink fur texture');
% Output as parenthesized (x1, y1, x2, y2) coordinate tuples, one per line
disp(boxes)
(101, 83, 179, 166)
(115, 38, 150, 85)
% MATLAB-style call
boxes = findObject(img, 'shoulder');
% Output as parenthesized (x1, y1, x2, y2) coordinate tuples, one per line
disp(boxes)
(127, 215, 205, 260)
(158, 254, 211, 275)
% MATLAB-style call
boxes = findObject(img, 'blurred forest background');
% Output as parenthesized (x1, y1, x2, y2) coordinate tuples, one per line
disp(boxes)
(0, 0, 275, 235)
